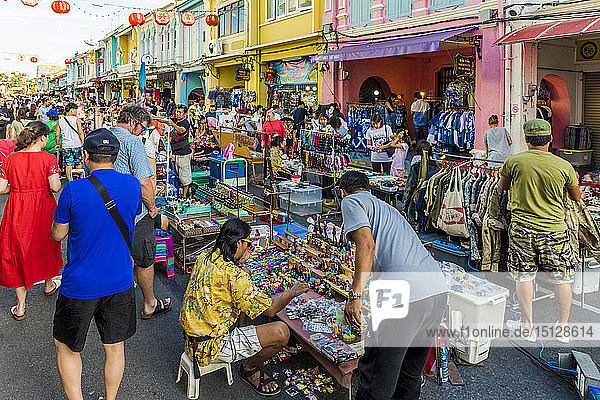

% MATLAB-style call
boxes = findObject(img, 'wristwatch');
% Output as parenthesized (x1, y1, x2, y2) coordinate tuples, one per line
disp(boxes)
(348, 289, 362, 301)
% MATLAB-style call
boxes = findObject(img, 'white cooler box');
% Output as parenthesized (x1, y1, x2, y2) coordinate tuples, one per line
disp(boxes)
(572, 258, 600, 295)
(443, 263, 510, 341)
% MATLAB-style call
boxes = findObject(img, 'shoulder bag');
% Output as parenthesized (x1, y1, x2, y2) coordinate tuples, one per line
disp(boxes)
(87, 175, 133, 254)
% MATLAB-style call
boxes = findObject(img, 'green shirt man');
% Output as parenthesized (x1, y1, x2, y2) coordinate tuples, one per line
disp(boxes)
(500, 119, 580, 232)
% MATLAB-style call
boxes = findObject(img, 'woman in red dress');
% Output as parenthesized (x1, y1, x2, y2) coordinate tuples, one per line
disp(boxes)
(0, 121, 63, 320)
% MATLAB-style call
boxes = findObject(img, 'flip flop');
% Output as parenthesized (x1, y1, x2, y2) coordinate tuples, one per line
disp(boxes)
(140, 298, 172, 320)
(240, 364, 281, 396)
(10, 306, 25, 321)
(44, 279, 61, 296)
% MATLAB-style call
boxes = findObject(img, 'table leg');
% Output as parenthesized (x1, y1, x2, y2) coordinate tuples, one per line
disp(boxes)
(348, 379, 352, 400)
(183, 237, 187, 272)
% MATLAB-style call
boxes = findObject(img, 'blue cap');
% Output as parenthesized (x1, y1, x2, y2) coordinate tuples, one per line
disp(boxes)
(83, 128, 120, 155)
(47, 108, 59, 117)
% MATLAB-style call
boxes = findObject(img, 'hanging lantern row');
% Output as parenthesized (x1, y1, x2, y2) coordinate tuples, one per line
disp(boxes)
(205, 14, 219, 27)
(51, 0, 71, 14)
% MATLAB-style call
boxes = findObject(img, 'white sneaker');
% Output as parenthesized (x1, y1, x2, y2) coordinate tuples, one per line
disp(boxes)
(555, 322, 570, 344)
(505, 320, 537, 343)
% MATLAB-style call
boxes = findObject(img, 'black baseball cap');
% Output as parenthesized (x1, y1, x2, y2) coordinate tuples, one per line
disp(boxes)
(83, 128, 120, 155)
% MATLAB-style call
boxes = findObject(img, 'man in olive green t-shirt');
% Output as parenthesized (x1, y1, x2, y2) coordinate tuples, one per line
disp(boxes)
(499, 119, 581, 344)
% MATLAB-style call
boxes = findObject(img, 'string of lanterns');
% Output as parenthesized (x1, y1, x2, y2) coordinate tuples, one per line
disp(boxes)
(16, 0, 218, 28)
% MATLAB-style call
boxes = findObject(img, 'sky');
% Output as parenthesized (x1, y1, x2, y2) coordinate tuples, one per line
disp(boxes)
(0, 0, 170, 75)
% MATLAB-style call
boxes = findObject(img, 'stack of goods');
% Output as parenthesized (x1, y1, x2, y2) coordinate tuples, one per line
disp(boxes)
(309, 333, 359, 364)
(581, 183, 600, 225)
(281, 367, 336, 398)
(368, 173, 405, 192)
(300, 130, 350, 173)
(195, 186, 250, 219)
(564, 125, 593, 150)
(428, 110, 475, 151)
(246, 248, 300, 296)
(278, 181, 322, 217)
(216, 182, 255, 211)
(161, 199, 211, 224)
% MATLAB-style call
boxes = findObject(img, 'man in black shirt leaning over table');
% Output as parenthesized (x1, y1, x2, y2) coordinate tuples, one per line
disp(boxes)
(159, 104, 193, 198)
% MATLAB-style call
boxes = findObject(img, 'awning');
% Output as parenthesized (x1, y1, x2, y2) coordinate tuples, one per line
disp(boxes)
(311, 27, 476, 63)
(494, 17, 600, 45)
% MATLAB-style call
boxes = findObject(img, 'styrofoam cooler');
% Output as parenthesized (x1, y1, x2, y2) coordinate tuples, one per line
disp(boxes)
(454, 337, 490, 364)
(447, 282, 509, 341)
(572, 258, 600, 295)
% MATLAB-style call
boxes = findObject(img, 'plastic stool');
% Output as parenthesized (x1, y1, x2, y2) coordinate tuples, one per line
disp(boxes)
(155, 235, 175, 277)
(176, 352, 233, 399)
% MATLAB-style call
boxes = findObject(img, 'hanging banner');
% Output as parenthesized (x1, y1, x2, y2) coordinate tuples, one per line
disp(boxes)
(454, 53, 475, 80)
(270, 57, 317, 85)
(577, 39, 600, 62)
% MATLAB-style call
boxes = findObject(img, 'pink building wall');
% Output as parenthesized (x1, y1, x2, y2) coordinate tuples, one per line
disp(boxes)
(321, 0, 505, 150)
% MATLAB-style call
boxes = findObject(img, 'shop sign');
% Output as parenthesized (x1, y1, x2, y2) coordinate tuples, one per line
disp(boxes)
(454, 53, 475, 80)
(235, 67, 251, 82)
(235, 133, 257, 148)
(146, 82, 154, 90)
(270, 57, 317, 85)
(577, 39, 600, 62)
(163, 82, 173, 89)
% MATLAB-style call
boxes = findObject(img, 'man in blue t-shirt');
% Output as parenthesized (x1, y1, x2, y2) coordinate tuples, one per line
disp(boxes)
(52, 128, 142, 400)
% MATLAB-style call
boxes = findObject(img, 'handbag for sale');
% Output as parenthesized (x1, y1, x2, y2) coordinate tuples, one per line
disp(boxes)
(437, 168, 469, 238)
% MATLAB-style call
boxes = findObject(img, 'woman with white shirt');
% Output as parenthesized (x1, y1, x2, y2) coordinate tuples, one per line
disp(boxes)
(366, 113, 393, 174)
(58, 102, 85, 181)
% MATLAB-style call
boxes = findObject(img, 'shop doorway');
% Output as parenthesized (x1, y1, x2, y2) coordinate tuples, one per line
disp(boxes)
(358, 77, 390, 103)
(539, 74, 570, 149)
(188, 88, 205, 102)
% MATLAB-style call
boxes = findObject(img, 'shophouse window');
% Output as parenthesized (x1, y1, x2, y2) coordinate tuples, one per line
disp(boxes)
(349, 0, 370, 27)
(436, 67, 454, 97)
(266, 0, 312, 21)
(430, 0, 464, 12)
(219, 1, 244, 37)
(385, 0, 411, 21)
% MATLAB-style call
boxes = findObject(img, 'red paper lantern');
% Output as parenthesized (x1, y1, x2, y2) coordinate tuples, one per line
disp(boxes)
(76, 58, 84, 65)
(154, 11, 170, 25)
(65, 59, 72, 65)
(30, 56, 38, 63)
(41, 74, 45, 78)
(21, 0, 39, 7)
(129, 12, 145, 27)
(51, 0, 70, 14)
(22, 73, 27, 77)
(89, 58, 95, 64)
(18, 55, 25, 62)
(205, 13, 219, 27)
(97, 58, 104, 64)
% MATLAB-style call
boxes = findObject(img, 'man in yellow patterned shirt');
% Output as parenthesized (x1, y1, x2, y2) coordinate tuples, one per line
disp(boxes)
(180, 218, 308, 396)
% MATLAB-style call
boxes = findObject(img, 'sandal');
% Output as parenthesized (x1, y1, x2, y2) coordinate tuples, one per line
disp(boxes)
(240, 364, 280, 396)
(140, 298, 172, 320)
(10, 306, 25, 321)
(44, 279, 61, 296)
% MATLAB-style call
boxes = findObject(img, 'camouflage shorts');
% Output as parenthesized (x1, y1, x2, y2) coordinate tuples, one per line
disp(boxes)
(508, 222, 577, 284)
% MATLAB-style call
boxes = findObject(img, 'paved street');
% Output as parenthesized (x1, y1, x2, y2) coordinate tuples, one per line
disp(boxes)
(0, 191, 596, 400)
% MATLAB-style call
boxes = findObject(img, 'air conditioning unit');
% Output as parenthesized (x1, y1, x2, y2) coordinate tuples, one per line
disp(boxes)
(206, 40, 223, 57)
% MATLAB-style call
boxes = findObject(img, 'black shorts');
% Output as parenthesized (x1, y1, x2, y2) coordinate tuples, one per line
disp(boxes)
(53, 286, 136, 353)
(154, 214, 163, 229)
(133, 214, 156, 268)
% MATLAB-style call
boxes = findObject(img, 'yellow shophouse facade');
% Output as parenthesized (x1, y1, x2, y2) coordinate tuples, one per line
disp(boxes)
(203, 0, 323, 109)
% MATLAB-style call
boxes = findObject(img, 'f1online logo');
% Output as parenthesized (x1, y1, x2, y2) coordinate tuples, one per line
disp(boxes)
(369, 280, 410, 331)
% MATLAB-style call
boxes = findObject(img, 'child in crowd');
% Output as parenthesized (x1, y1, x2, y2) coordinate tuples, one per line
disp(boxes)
(387, 130, 410, 178)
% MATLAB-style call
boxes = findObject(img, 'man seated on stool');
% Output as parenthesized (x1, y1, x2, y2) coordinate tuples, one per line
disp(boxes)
(179, 218, 308, 396)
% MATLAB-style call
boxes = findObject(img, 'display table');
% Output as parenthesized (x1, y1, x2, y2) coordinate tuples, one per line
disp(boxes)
(274, 290, 359, 392)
